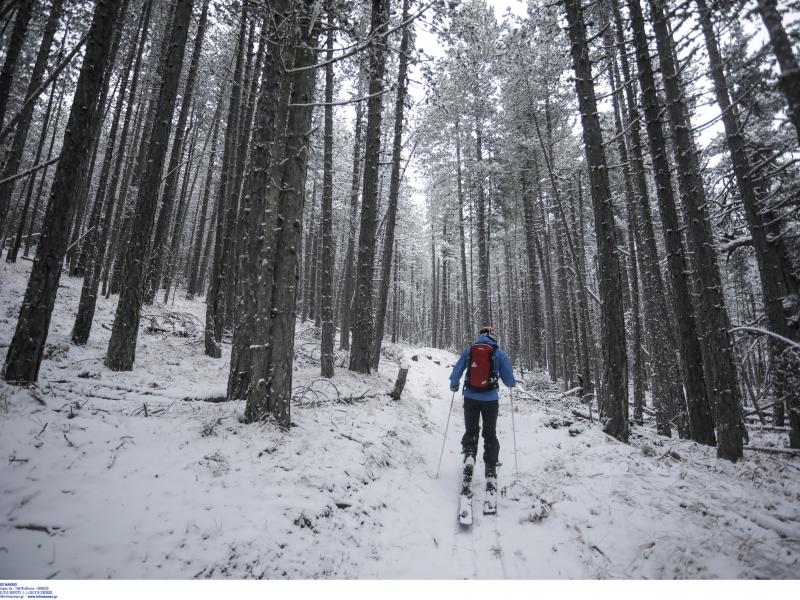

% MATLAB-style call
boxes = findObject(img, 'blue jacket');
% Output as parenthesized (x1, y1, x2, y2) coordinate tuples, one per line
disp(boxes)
(449, 334, 516, 401)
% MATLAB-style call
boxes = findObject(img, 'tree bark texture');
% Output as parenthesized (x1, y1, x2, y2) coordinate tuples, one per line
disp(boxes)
(105, 0, 194, 371)
(648, 0, 721, 446)
(3, 0, 125, 384)
(371, 0, 411, 370)
(349, 0, 390, 374)
(145, 0, 209, 304)
(320, 14, 337, 378)
(563, 0, 628, 441)
(0, 0, 62, 239)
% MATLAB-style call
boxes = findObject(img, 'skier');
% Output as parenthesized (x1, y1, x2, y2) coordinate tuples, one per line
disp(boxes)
(449, 326, 516, 487)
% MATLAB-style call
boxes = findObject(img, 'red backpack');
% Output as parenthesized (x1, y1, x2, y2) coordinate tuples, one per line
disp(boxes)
(466, 343, 498, 391)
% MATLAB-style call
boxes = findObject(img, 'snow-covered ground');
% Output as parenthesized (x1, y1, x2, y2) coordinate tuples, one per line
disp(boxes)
(1, 260, 799, 579)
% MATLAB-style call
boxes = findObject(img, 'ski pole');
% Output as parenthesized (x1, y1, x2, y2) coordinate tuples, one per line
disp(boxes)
(510, 387, 519, 481)
(435, 391, 455, 479)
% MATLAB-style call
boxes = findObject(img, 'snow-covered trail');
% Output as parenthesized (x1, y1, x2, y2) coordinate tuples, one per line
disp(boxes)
(1, 260, 799, 579)
(355, 350, 800, 579)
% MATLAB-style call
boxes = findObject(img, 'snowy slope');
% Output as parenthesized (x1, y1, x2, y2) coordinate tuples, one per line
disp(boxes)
(1, 260, 799, 579)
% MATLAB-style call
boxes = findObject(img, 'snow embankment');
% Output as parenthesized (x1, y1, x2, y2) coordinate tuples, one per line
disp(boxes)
(1, 259, 798, 579)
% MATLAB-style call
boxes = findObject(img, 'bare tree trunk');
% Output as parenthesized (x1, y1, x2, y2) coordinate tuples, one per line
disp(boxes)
(72, 0, 153, 345)
(105, 0, 194, 372)
(3, 0, 125, 384)
(650, 0, 739, 448)
(245, 1, 319, 426)
(520, 165, 544, 368)
(475, 118, 490, 326)
(103, 86, 149, 297)
(186, 93, 222, 299)
(6, 21, 65, 264)
(757, 0, 800, 146)
(608, 0, 683, 436)
(371, 0, 411, 369)
(338, 83, 365, 350)
(349, 0, 390, 374)
(205, 0, 248, 358)
(626, 0, 707, 440)
(66, 17, 128, 277)
(145, 0, 209, 304)
(24, 83, 65, 258)
(455, 117, 472, 344)
(563, 0, 628, 441)
(696, 0, 799, 451)
(233, 3, 291, 406)
(0, 0, 62, 242)
(0, 0, 32, 139)
(320, 13, 337, 378)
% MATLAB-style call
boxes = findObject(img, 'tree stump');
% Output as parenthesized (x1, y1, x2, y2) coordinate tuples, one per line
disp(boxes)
(390, 367, 408, 401)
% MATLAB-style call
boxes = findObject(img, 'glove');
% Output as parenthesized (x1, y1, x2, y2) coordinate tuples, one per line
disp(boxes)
(450, 383, 459, 392)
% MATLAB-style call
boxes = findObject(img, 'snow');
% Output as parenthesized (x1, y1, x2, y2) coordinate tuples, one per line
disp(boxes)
(1, 259, 799, 579)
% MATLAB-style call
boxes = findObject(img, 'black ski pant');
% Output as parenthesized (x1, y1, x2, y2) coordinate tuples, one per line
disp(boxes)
(461, 397, 499, 469)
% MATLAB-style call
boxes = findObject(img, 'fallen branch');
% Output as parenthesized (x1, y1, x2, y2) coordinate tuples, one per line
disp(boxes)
(183, 394, 227, 403)
(14, 524, 56, 535)
(744, 445, 800, 457)
(571, 409, 594, 423)
(749, 425, 791, 433)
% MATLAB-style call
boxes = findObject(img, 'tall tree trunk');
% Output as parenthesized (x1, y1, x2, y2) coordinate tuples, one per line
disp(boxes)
(455, 117, 472, 344)
(371, 0, 411, 369)
(696, 0, 799, 450)
(626, 0, 707, 440)
(601, 13, 644, 423)
(0, 0, 32, 136)
(205, 0, 249, 358)
(66, 18, 127, 277)
(6, 21, 65, 264)
(475, 118, 490, 326)
(301, 180, 317, 322)
(320, 13, 337, 378)
(186, 92, 222, 299)
(244, 1, 320, 426)
(24, 83, 65, 258)
(3, 0, 125, 384)
(520, 165, 543, 368)
(563, 0, 628, 441)
(650, 0, 740, 449)
(105, 0, 194, 371)
(0, 0, 62, 240)
(349, 0, 390, 374)
(231, 3, 291, 405)
(609, 0, 683, 436)
(756, 0, 800, 146)
(145, 0, 209, 304)
(102, 84, 148, 296)
(338, 89, 365, 350)
(71, 0, 153, 345)
(162, 111, 201, 302)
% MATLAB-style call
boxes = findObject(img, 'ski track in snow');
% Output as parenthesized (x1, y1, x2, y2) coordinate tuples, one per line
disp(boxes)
(0, 259, 799, 579)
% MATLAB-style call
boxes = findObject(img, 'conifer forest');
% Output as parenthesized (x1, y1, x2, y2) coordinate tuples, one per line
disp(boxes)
(0, 0, 799, 582)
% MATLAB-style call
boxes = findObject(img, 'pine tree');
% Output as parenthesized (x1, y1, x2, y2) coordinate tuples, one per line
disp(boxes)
(3, 0, 126, 384)
(106, 0, 194, 371)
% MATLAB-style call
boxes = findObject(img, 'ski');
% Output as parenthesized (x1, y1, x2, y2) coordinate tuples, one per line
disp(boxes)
(459, 457, 474, 526)
(483, 476, 497, 515)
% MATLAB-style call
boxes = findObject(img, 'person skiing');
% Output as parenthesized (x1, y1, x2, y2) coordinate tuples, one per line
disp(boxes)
(449, 326, 516, 485)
